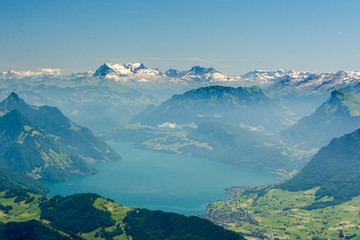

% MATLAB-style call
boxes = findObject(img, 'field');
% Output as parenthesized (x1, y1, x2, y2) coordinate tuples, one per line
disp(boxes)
(205, 186, 360, 239)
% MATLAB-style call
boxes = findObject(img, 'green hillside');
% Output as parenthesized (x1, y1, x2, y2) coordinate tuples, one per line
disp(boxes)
(0, 189, 245, 240)
(280, 127, 360, 208)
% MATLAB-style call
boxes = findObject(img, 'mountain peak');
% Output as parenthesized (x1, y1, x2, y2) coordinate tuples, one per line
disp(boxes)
(326, 90, 360, 116)
(330, 89, 345, 100)
(1, 92, 26, 108)
(93, 62, 147, 78)
(8, 92, 21, 101)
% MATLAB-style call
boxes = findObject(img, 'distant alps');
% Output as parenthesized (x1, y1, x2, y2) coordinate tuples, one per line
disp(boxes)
(2, 63, 360, 96)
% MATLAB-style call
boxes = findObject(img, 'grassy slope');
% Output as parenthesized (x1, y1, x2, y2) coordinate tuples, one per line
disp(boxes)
(206, 186, 360, 239)
(0, 191, 130, 240)
(0, 190, 44, 223)
(0, 190, 244, 240)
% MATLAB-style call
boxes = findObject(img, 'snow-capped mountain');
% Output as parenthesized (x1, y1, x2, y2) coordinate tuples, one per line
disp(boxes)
(266, 70, 360, 96)
(238, 69, 360, 96)
(240, 69, 310, 85)
(93, 63, 166, 82)
(92, 63, 242, 84)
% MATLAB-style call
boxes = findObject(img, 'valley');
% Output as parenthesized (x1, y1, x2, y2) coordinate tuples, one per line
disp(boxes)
(3, 1, 360, 239)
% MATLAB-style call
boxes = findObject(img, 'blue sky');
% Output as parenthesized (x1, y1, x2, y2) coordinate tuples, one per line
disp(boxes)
(1, 0, 360, 74)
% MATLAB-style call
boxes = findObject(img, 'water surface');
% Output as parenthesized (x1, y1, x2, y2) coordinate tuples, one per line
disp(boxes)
(41, 142, 277, 215)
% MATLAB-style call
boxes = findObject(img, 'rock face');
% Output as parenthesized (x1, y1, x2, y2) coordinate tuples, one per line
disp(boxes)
(281, 90, 360, 149)
(0, 92, 121, 181)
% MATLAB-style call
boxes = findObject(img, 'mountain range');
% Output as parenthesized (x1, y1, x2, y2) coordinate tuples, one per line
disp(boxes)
(3, 63, 360, 126)
(3, 64, 360, 93)
(0, 93, 120, 180)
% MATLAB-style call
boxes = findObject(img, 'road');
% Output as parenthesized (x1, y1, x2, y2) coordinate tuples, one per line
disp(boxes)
(245, 212, 273, 240)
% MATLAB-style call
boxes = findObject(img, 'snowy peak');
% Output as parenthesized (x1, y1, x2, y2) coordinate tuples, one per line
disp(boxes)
(239, 69, 360, 96)
(240, 69, 311, 85)
(92, 63, 241, 84)
(93, 63, 164, 82)
(93, 63, 115, 77)
(93, 63, 147, 77)
(272, 70, 360, 91)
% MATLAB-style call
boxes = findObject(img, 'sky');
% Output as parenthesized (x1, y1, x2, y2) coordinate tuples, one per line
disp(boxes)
(1, 0, 360, 75)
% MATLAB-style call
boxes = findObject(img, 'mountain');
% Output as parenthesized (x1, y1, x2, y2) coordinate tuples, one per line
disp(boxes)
(93, 63, 156, 79)
(0, 109, 95, 181)
(131, 86, 293, 133)
(93, 63, 243, 85)
(0, 93, 120, 180)
(0, 189, 246, 240)
(281, 90, 360, 149)
(280, 127, 360, 209)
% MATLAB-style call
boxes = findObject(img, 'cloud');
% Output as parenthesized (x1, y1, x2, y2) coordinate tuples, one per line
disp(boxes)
(1, 68, 63, 78)
(239, 123, 264, 131)
(40, 68, 62, 74)
(158, 122, 180, 129)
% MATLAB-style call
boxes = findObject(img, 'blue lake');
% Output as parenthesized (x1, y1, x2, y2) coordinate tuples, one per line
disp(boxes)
(41, 142, 277, 215)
